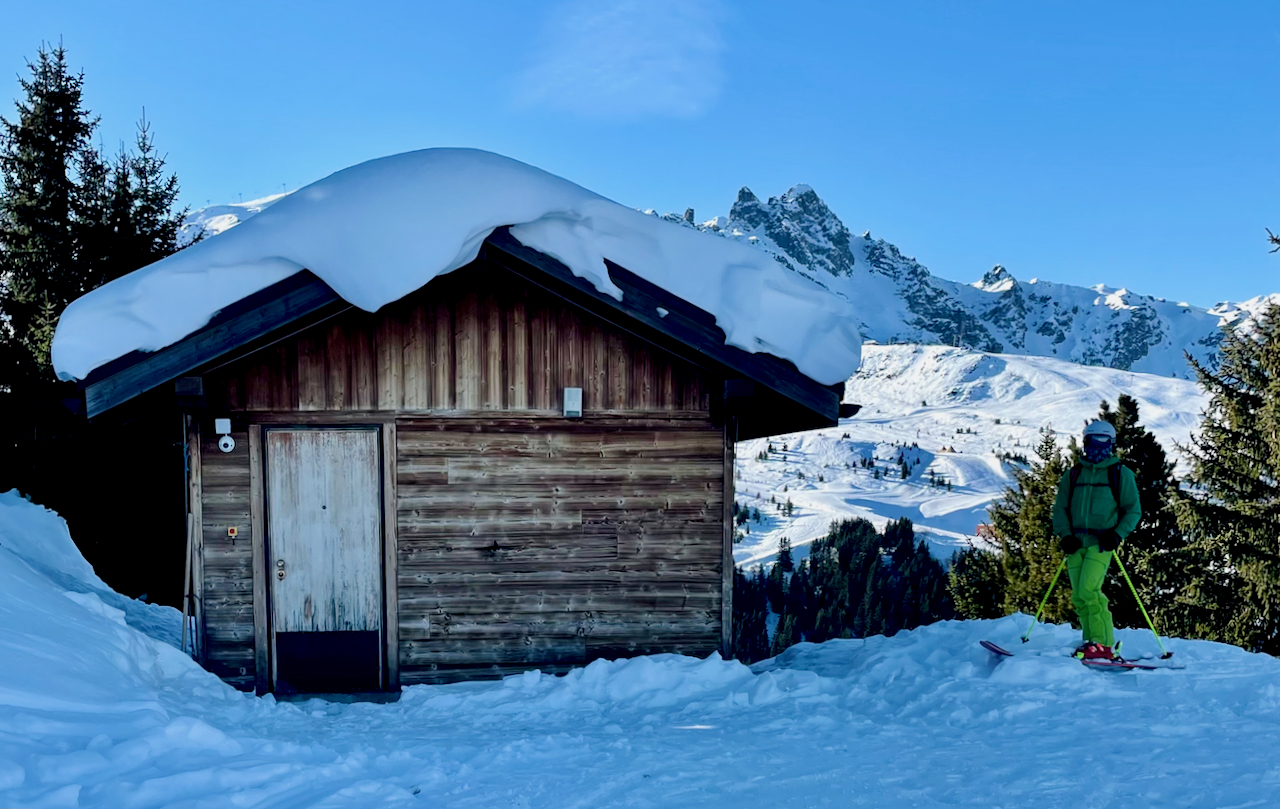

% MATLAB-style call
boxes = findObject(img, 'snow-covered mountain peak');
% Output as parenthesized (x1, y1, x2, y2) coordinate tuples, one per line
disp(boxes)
(179, 192, 289, 244)
(974, 265, 1016, 293)
(723, 183, 856, 277)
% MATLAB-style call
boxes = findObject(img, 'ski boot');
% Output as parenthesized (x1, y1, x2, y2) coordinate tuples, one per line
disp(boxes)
(1073, 642, 1119, 661)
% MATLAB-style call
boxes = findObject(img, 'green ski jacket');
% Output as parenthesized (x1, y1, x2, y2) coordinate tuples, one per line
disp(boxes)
(1050, 455, 1141, 547)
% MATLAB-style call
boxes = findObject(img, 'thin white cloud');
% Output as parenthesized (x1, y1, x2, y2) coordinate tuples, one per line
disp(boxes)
(516, 0, 726, 119)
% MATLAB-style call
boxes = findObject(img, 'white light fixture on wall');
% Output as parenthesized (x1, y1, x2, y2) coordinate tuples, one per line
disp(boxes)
(563, 387, 583, 418)
(215, 418, 235, 453)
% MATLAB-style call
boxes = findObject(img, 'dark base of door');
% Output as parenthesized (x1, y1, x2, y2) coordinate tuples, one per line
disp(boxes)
(274, 691, 401, 704)
(275, 630, 381, 694)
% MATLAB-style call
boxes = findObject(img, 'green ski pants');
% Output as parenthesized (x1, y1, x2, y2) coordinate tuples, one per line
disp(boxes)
(1066, 546, 1114, 647)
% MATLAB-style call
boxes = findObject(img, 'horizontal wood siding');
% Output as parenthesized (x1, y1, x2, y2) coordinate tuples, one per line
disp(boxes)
(396, 418, 724, 685)
(200, 426, 256, 690)
(206, 263, 711, 416)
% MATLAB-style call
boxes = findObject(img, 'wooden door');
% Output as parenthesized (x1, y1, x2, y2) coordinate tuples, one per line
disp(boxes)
(267, 428, 382, 692)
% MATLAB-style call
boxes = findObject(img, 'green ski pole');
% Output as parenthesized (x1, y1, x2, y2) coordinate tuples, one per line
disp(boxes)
(1113, 549, 1173, 659)
(1022, 557, 1067, 643)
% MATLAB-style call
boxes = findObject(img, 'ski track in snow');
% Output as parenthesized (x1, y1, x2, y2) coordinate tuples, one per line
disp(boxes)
(4, 490, 1280, 807)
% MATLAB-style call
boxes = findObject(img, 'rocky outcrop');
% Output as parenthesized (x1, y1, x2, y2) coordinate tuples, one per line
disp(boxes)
(676, 184, 1244, 378)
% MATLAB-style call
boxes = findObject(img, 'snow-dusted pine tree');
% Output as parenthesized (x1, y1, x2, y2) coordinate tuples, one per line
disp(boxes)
(1171, 304, 1280, 654)
(992, 431, 1073, 622)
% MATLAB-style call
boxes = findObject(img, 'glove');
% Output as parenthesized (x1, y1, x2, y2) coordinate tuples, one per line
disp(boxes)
(1098, 529, 1122, 552)
(1059, 534, 1083, 555)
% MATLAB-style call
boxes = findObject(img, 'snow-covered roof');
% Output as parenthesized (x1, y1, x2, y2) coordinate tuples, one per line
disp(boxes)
(51, 148, 862, 386)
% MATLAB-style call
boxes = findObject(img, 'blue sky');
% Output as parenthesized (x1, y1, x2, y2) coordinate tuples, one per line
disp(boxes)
(5, 1, 1278, 308)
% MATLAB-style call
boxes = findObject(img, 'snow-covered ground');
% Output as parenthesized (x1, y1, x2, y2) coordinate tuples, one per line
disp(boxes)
(4, 489, 1279, 808)
(732, 344, 1207, 569)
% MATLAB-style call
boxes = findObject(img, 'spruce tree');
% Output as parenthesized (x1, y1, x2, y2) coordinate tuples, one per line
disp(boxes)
(948, 544, 1006, 619)
(1169, 305, 1280, 653)
(777, 536, 794, 573)
(731, 566, 770, 663)
(1089, 396, 1185, 630)
(0, 44, 192, 602)
(770, 612, 800, 657)
(0, 44, 97, 381)
(991, 430, 1073, 621)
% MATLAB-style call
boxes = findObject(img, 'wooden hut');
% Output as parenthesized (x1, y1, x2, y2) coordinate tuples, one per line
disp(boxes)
(78, 228, 850, 695)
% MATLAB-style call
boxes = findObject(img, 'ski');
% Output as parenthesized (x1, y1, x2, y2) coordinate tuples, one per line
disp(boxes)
(981, 640, 1184, 670)
(980, 640, 1014, 657)
(1081, 657, 1184, 671)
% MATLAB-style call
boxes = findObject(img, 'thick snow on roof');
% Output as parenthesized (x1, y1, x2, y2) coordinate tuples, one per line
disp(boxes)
(52, 148, 861, 385)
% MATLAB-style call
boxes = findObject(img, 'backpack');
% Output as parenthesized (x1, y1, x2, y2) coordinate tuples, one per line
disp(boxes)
(1065, 462, 1130, 533)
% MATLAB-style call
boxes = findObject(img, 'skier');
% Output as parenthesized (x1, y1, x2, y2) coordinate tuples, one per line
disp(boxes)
(1051, 420, 1141, 661)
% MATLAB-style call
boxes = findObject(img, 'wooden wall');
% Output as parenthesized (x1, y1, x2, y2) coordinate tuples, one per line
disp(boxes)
(196, 262, 728, 691)
(198, 425, 256, 690)
(206, 264, 710, 416)
(395, 417, 724, 684)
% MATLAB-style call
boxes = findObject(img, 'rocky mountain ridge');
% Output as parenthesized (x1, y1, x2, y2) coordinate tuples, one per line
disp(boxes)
(657, 185, 1274, 379)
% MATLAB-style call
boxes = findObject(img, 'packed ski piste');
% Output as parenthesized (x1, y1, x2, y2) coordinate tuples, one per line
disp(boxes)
(1, 488, 1278, 808)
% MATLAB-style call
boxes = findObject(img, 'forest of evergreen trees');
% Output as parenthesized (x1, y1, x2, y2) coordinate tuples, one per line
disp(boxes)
(733, 517, 954, 663)
(0, 44, 192, 603)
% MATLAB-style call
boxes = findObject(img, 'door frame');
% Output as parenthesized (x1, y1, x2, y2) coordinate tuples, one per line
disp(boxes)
(252, 422, 395, 694)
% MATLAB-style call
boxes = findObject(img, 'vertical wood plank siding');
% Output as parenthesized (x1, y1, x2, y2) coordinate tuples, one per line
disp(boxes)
(205, 265, 711, 416)
(198, 262, 723, 688)
(395, 418, 724, 685)
(199, 426, 256, 690)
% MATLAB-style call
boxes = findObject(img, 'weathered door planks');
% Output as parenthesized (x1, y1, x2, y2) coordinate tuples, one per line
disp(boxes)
(266, 429, 383, 634)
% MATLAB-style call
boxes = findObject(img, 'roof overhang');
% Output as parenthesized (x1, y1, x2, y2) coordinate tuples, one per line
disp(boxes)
(79, 228, 845, 438)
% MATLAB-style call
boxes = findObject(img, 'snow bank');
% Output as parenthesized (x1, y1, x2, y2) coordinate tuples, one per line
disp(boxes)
(51, 148, 861, 386)
(4, 490, 1280, 807)
(0, 492, 181, 647)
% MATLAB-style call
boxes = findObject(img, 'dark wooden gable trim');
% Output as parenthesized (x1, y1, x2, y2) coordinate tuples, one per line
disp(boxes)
(82, 271, 348, 418)
(479, 228, 840, 436)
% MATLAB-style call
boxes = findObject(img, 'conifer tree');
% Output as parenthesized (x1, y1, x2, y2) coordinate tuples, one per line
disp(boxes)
(991, 431, 1073, 621)
(948, 544, 1006, 619)
(1168, 305, 1280, 653)
(731, 566, 770, 663)
(777, 536, 794, 573)
(1, 47, 189, 386)
(0, 44, 193, 601)
(765, 561, 788, 616)
(1089, 396, 1184, 630)
(770, 613, 800, 657)
(0, 44, 97, 382)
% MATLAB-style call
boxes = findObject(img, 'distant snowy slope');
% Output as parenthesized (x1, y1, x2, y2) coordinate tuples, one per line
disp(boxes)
(732, 344, 1206, 569)
(179, 192, 288, 244)
(3, 491, 1279, 808)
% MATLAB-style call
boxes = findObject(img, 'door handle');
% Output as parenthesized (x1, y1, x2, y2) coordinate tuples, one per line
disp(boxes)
(276, 559, 286, 580)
